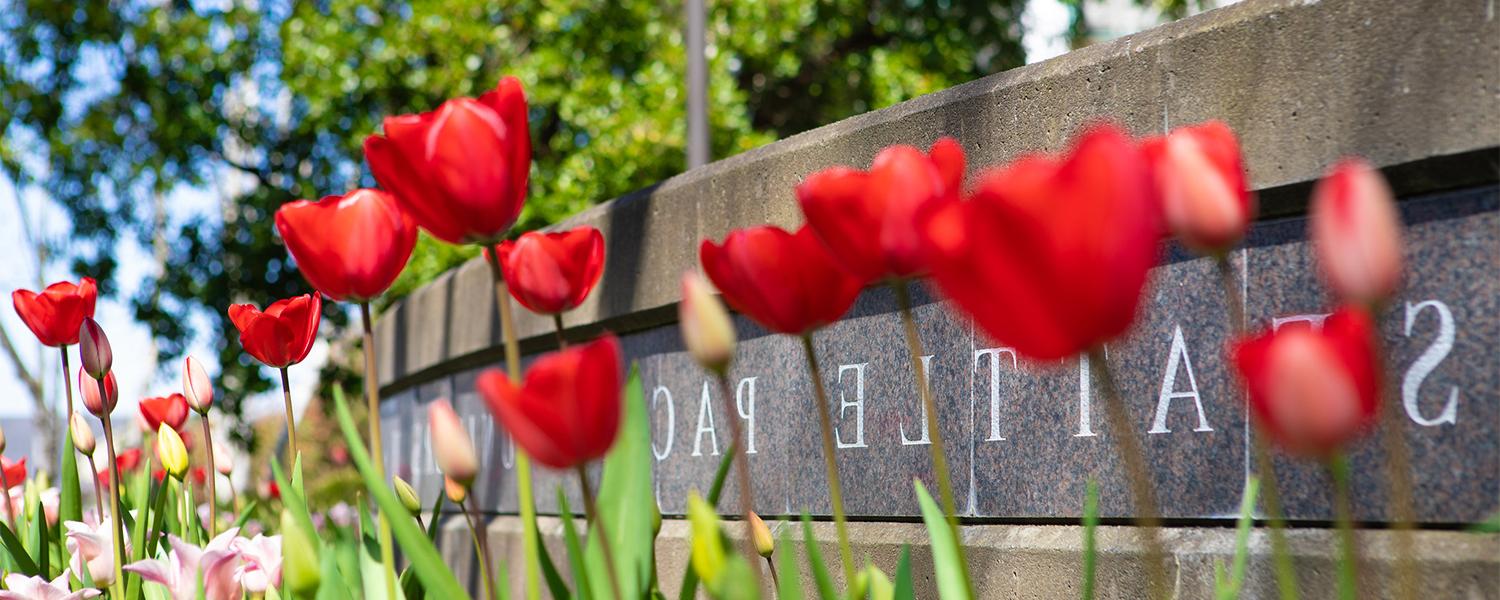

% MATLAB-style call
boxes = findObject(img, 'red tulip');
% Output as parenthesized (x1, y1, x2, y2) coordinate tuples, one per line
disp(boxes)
(0, 457, 25, 489)
(140, 394, 190, 432)
(476, 335, 622, 469)
(797, 138, 965, 282)
(78, 317, 113, 379)
(190, 466, 208, 487)
(1309, 159, 1405, 305)
(699, 225, 864, 336)
(493, 227, 606, 315)
(365, 76, 531, 245)
(275, 189, 418, 302)
(1141, 121, 1254, 253)
(922, 123, 1160, 360)
(10, 277, 97, 347)
(1231, 306, 1380, 457)
(79, 368, 119, 416)
(228, 294, 323, 368)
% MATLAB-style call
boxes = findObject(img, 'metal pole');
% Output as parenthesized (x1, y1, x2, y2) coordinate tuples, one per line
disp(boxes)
(686, 0, 709, 169)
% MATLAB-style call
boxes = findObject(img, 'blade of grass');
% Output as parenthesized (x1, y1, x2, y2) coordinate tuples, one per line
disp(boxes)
(1082, 480, 1098, 600)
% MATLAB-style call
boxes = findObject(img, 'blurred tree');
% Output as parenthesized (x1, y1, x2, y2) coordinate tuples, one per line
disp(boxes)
(0, 0, 1028, 438)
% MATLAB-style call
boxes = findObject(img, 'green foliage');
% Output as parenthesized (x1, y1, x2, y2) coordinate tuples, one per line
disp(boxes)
(1082, 480, 1098, 600)
(675, 441, 738, 600)
(1215, 476, 1260, 600)
(915, 481, 970, 600)
(583, 365, 655, 598)
(799, 515, 836, 600)
(0, 0, 1029, 431)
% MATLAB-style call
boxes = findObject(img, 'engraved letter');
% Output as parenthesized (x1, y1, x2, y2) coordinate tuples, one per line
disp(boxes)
(651, 385, 675, 461)
(1149, 325, 1214, 434)
(736, 377, 759, 454)
(1271, 313, 1331, 332)
(900, 355, 936, 446)
(974, 348, 1017, 441)
(1402, 300, 1459, 426)
(836, 363, 868, 448)
(1077, 351, 1097, 437)
(692, 381, 720, 457)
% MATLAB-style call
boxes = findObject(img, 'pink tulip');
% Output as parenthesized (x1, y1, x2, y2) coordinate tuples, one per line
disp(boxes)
(124, 529, 242, 600)
(231, 534, 282, 594)
(428, 400, 478, 487)
(183, 356, 214, 413)
(65, 516, 130, 587)
(78, 368, 118, 416)
(1142, 121, 1254, 253)
(78, 318, 112, 379)
(1310, 159, 1405, 305)
(0, 573, 99, 600)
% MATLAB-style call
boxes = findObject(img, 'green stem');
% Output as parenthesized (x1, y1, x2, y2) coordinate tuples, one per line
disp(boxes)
(578, 466, 623, 600)
(553, 313, 567, 349)
(1328, 455, 1361, 600)
(463, 497, 498, 600)
(200, 417, 218, 538)
(1371, 338, 1418, 600)
(83, 454, 105, 519)
(99, 413, 126, 599)
(279, 367, 299, 465)
(60, 346, 74, 440)
(1087, 348, 1168, 600)
(487, 246, 542, 600)
(359, 303, 398, 600)
(717, 373, 765, 588)
(799, 333, 856, 586)
(1219, 255, 1300, 600)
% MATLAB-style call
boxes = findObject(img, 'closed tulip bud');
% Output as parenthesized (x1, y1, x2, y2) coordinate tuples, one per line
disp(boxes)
(394, 477, 422, 515)
(427, 400, 478, 487)
(79, 368, 118, 416)
(1310, 159, 1405, 305)
(213, 442, 234, 476)
(70, 413, 95, 455)
(78, 317, 112, 379)
(156, 425, 189, 480)
(281, 509, 322, 595)
(183, 356, 213, 413)
(687, 492, 725, 588)
(651, 499, 662, 538)
(679, 272, 736, 375)
(1142, 121, 1254, 254)
(748, 511, 773, 557)
(443, 477, 468, 504)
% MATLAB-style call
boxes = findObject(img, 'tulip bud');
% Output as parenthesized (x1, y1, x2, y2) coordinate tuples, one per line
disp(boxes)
(183, 356, 214, 414)
(687, 492, 726, 587)
(1146, 121, 1253, 254)
(394, 477, 422, 515)
(70, 413, 96, 455)
(156, 424, 189, 480)
(1310, 159, 1405, 305)
(651, 499, 662, 538)
(679, 272, 736, 375)
(748, 511, 774, 558)
(78, 368, 118, 416)
(78, 318, 112, 379)
(443, 477, 468, 504)
(213, 442, 234, 476)
(281, 509, 322, 595)
(426, 400, 478, 488)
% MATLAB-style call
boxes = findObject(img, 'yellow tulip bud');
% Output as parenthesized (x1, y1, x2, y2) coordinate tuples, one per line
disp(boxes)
(155, 424, 189, 480)
(748, 511, 774, 558)
(687, 492, 726, 588)
(679, 272, 736, 375)
(444, 476, 468, 505)
(394, 476, 422, 515)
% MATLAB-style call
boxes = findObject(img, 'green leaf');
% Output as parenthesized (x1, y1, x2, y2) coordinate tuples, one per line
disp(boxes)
(28, 495, 49, 577)
(864, 563, 894, 600)
(892, 546, 914, 600)
(775, 532, 805, 600)
(799, 515, 835, 600)
(59, 437, 82, 531)
(400, 489, 447, 600)
(584, 365, 655, 599)
(270, 457, 317, 553)
(233, 500, 260, 530)
(316, 542, 355, 600)
(331, 385, 468, 599)
(1082, 480, 1098, 600)
(676, 442, 738, 600)
(1470, 510, 1500, 533)
(536, 521, 572, 600)
(914, 481, 970, 600)
(559, 489, 594, 600)
(0, 520, 39, 575)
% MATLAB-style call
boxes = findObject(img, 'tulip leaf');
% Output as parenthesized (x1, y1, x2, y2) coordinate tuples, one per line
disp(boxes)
(558, 489, 595, 600)
(865, 563, 894, 600)
(892, 546, 914, 600)
(59, 437, 82, 532)
(536, 523, 572, 600)
(317, 543, 355, 600)
(799, 514, 835, 600)
(400, 490, 447, 600)
(675, 441, 738, 600)
(776, 533, 805, 600)
(1082, 479, 1098, 600)
(0, 520, 39, 575)
(233, 500, 260, 530)
(915, 481, 970, 600)
(28, 497, 48, 577)
(584, 365, 655, 599)
(332, 385, 467, 600)
(1215, 476, 1260, 600)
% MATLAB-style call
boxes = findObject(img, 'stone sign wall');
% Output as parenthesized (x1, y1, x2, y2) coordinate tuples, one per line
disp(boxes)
(371, 0, 1499, 528)
(381, 186, 1496, 524)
